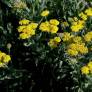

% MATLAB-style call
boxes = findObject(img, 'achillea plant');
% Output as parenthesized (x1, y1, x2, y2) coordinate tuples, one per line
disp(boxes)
(1, 0, 92, 92)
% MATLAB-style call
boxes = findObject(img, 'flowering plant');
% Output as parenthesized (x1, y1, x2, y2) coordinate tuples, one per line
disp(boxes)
(0, 0, 92, 92)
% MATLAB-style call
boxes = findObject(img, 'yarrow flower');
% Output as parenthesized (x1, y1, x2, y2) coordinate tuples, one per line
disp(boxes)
(81, 66, 89, 75)
(81, 61, 92, 75)
(67, 43, 88, 56)
(88, 61, 92, 72)
(41, 10, 49, 17)
(39, 19, 59, 34)
(18, 19, 38, 39)
(0, 51, 11, 67)
(62, 32, 73, 42)
(79, 12, 88, 21)
(49, 19, 59, 26)
(72, 36, 82, 43)
(48, 37, 61, 48)
(85, 7, 92, 16)
(84, 31, 92, 42)
(71, 20, 85, 32)
(19, 19, 30, 25)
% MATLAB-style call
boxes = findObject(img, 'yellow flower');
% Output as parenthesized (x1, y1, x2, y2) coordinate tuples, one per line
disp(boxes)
(19, 33, 30, 39)
(88, 61, 92, 72)
(48, 37, 61, 48)
(62, 32, 73, 41)
(73, 17, 78, 21)
(68, 43, 77, 51)
(3, 55, 11, 63)
(67, 43, 88, 55)
(73, 36, 82, 43)
(54, 37, 61, 43)
(27, 23, 38, 29)
(0, 52, 6, 61)
(84, 32, 92, 42)
(67, 49, 78, 56)
(71, 20, 85, 32)
(79, 12, 87, 20)
(81, 66, 89, 75)
(78, 46, 88, 54)
(18, 26, 26, 32)
(48, 39, 57, 48)
(29, 29, 36, 35)
(85, 8, 92, 16)
(39, 20, 59, 34)
(18, 21, 37, 39)
(39, 21, 50, 32)
(19, 19, 30, 25)
(50, 25, 59, 33)
(49, 19, 59, 26)
(0, 51, 11, 67)
(41, 10, 49, 17)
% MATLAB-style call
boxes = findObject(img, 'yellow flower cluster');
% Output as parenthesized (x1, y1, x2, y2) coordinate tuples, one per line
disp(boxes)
(81, 66, 89, 75)
(18, 19, 38, 39)
(81, 61, 92, 75)
(79, 12, 88, 21)
(62, 32, 73, 42)
(71, 19, 85, 32)
(39, 19, 59, 33)
(48, 37, 61, 48)
(0, 51, 11, 67)
(84, 31, 92, 42)
(67, 43, 88, 56)
(19, 19, 30, 25)
(41, 10, 50, 17)
(70, 7, 92, 32)
(72, 36, 82, 43)
(85, 7, 92, 16)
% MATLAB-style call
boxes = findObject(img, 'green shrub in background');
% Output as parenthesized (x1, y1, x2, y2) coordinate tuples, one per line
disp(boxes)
(0, 0, 92, 92)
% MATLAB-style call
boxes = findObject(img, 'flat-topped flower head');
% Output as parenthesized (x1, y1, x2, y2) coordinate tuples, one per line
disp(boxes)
(49, 19, 59, 26)
(81, 66, 89, 75)
(41, 10, 49, 17)
(19, 19, 30, 25)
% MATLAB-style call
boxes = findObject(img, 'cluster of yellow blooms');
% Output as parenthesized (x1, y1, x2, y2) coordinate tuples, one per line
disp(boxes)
(0, 51, 11, 67)
(67, 43, 88, 56)
(60, 31, 88, 56)
(41, 10, 50, 17)
(61, 32, 89, 56)
(71, 19, 85, 32)
(18, 19, 38, 39)
(72, 36, 82, 43)
(61, 7, 92, 56)
(81, 61, 92, 75)
(62, 32, 73, 42)
(39, 19, 59, 33)
(70, 7, 92, 32)
(84, 31, 92, 42)
(79, 12, 87, 21)
(48, 37, 61, 48)
(85, 7, 92, 16)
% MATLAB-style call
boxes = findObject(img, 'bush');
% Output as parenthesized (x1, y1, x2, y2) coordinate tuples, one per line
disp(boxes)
(0, 0, 92, 92)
